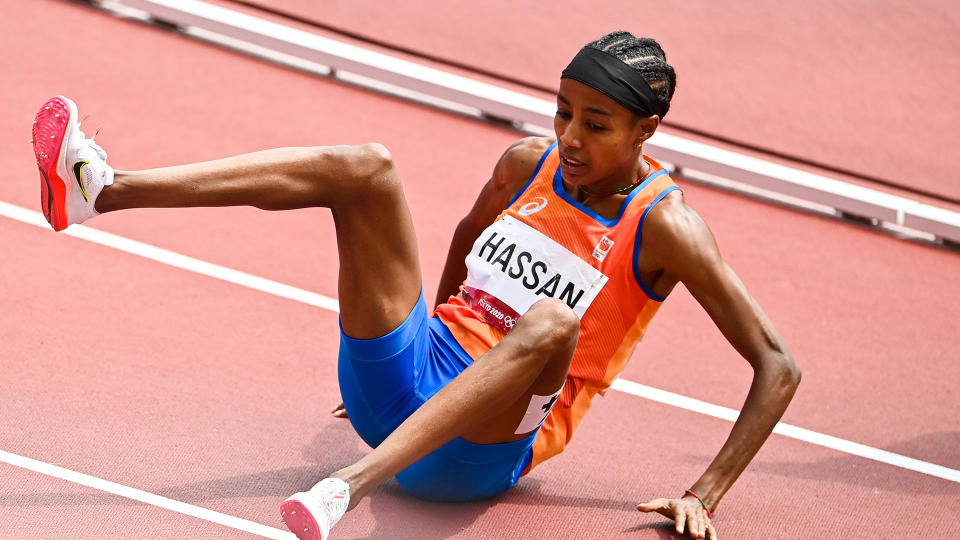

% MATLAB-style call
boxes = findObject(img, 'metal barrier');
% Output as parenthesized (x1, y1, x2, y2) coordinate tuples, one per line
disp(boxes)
(100, 0, 960, 244)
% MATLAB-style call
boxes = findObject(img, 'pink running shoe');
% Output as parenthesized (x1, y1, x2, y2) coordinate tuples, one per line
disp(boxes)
(32, 96, 113, 231)
(281, 478, 350, 540)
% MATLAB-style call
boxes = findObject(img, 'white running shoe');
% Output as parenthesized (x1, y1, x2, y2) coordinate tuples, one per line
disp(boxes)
(32, 95, 114, 231)
(281, 478, 350, 540)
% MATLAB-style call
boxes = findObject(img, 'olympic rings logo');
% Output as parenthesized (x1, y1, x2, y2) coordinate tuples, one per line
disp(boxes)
(503, 316, 516, 329)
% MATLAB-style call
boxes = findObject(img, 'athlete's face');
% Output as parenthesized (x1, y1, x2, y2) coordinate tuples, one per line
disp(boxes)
(554, 79, 658, 190)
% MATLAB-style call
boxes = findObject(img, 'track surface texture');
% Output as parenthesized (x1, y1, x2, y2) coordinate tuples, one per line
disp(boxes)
(1, 1, 958, 539)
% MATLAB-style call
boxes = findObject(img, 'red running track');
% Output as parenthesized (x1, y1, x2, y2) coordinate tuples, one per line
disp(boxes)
(1, 1, 958, 538)
(227, 0, 960, 203)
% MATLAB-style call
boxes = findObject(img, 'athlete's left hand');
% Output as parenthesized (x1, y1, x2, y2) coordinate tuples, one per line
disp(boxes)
(637, 496, 716, 539)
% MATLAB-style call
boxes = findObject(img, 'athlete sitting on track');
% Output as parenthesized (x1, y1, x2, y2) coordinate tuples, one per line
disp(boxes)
(32, 31, 800, 540)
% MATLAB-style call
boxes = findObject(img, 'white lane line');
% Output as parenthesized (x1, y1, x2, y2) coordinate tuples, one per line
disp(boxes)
(1, 196, 956, 504)
(0, 201, 339, 312)
(0, 450, 295, 539)
(610, 379, 960, 483)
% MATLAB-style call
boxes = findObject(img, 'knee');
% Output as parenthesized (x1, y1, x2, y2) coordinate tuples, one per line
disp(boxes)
(521, 298, 580, 357)
(334, 142, 400, 199)
(351, 142, 395, 178)
(295, 143, 399, 206)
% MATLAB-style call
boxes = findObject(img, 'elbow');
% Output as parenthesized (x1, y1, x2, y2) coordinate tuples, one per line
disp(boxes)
(755, 349, 801, 395)
(775, 353, 802, 394)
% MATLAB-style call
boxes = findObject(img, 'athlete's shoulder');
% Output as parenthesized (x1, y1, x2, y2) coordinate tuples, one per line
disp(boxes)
(493, 137, 556, 193)
(645, 191, 705, 239)
(642, 191, 720, 271)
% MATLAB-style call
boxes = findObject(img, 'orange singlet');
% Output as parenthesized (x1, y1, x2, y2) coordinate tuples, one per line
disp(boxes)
(434, 142, 680, 471)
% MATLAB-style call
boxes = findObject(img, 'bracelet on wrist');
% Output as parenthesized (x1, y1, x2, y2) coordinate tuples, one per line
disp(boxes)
(684, 489, 712, 518)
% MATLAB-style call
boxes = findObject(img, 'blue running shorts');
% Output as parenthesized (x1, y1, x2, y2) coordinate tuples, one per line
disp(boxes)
(337, 291, 537, 502)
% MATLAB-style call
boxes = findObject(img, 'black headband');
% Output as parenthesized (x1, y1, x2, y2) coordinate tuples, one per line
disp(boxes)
(560, 47, 666, 118)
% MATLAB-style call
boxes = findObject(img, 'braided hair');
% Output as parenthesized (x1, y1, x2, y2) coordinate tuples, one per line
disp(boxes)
(586, 32, 677, 118)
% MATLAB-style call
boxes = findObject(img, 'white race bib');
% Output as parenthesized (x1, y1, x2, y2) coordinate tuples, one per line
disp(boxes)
(463, 216, 608, 332)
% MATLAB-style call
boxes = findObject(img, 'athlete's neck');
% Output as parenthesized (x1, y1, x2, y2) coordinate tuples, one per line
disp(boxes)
(572, 156, 650, 203)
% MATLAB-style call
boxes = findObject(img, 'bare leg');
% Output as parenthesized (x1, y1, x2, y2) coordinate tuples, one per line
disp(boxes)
(95, 145, 578, 513)
(332, 298, 580, 508)
(96, 144, 421, 339)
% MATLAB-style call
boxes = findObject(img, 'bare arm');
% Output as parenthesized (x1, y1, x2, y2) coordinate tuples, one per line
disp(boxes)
(637, 193, 801, 538)
(433, 137, 554, 308)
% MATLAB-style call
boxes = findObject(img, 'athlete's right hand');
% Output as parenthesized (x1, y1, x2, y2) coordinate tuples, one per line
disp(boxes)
(331, 402, 348, 418)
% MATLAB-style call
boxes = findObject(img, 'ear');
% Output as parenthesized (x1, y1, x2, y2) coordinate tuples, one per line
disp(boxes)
(634, 115, 660, 147)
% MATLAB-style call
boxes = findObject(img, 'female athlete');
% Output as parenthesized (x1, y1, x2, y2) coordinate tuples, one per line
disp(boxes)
(31, 31, 800, 540)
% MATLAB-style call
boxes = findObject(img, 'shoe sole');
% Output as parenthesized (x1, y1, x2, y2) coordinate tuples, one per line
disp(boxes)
(280, 497, 324, 540)
(32, 96, 78, 232)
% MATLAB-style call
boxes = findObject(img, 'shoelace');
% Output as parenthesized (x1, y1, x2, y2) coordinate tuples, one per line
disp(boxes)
(75, 115, 110, 187)
(312, 480, 349, 528)
(83, 138, 108, 161)
(78, 114, 107, 159)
